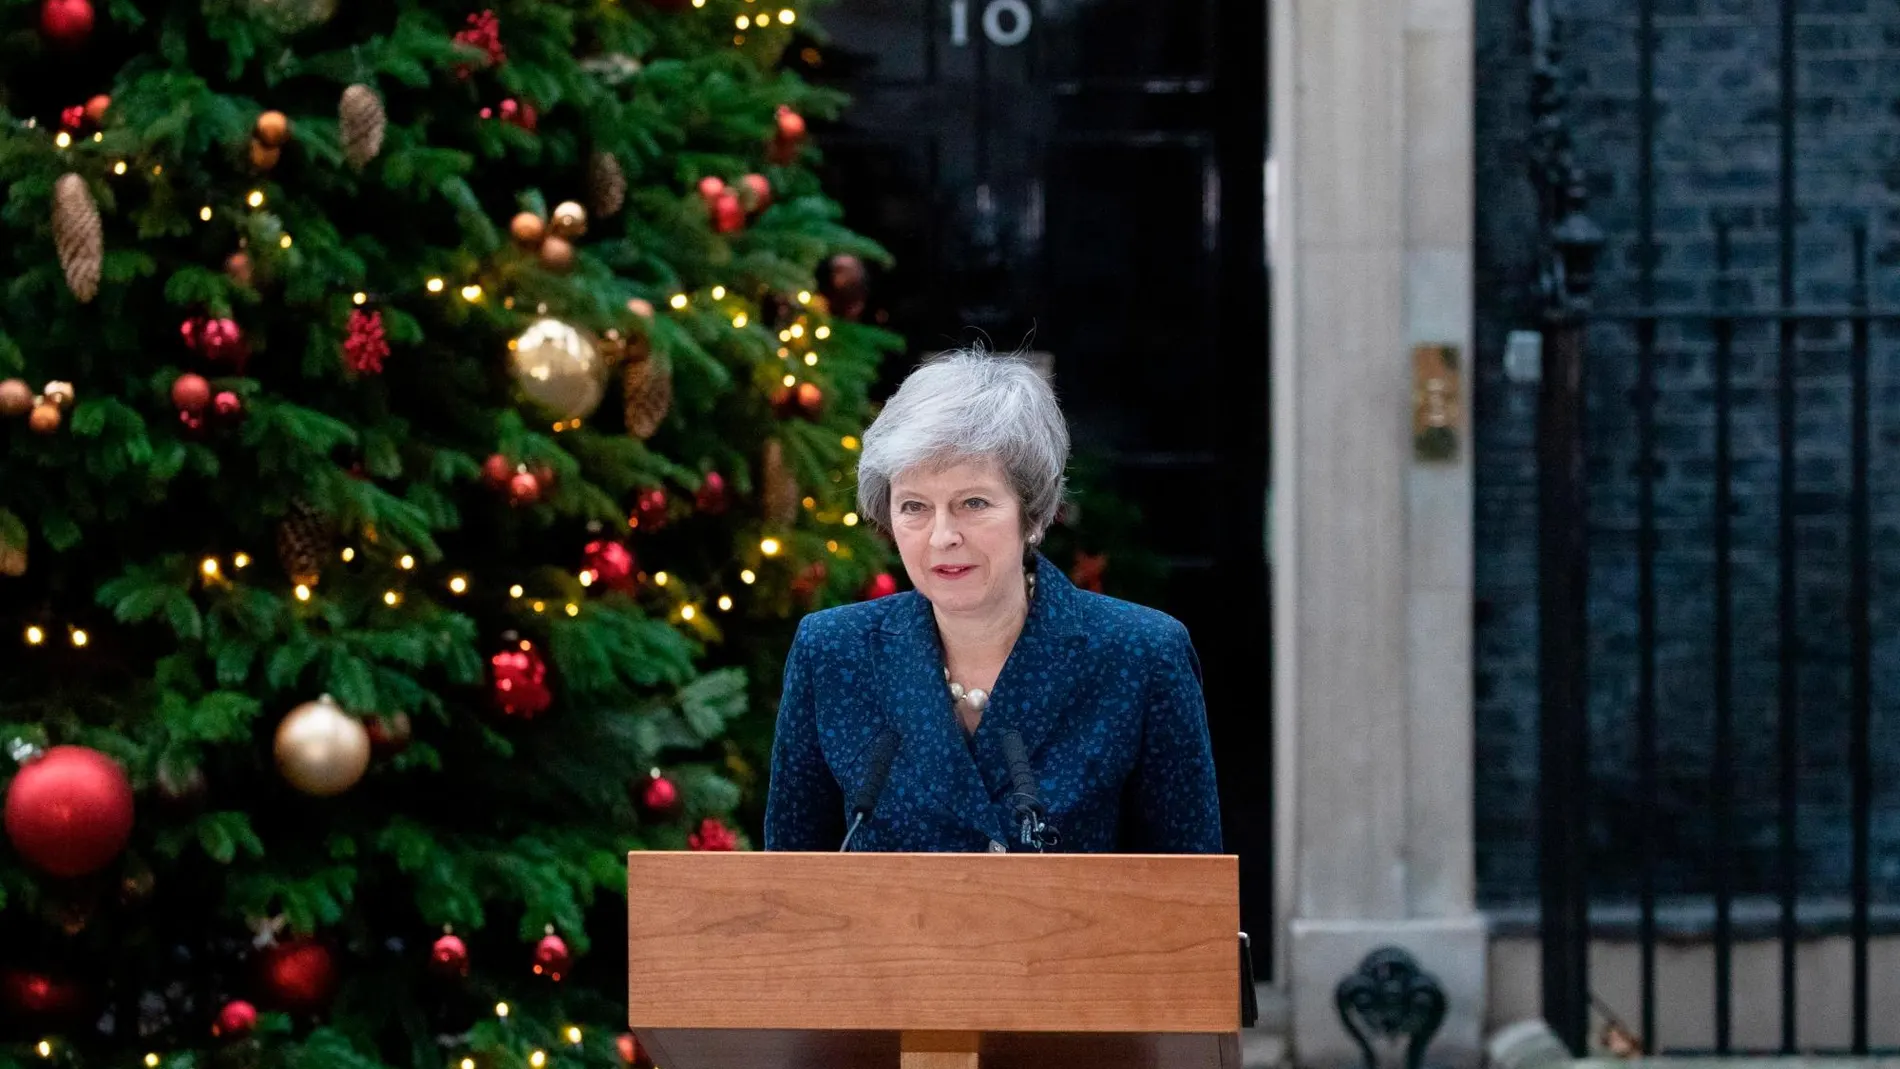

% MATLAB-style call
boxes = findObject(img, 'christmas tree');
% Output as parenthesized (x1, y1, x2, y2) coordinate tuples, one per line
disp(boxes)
(0, 0, 903, 1064)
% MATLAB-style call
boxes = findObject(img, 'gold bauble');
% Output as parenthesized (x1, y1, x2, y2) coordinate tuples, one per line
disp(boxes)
(27, 403, 61, 435)
(255, 111, 292, 148)
(538, 235, 575, 273)
(510, 318, 605, 421)
(0, 379, 32, 417)
(250, 140, 282, 171)
(510, 212, 546, 248)
(274, 696, 371, 797)
(550, 201, 588, 239)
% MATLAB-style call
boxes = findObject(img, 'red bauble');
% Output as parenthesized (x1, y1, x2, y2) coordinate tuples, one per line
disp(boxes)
(489, 97, 537, 131)
(430, 932, 469, 978)
(795, 381, 823, 416)
(39, 0, 93, 47)
(695, 471, 728, 514)
(688, 816, 739, 852)
(532, 932, 570, 980)
(862, 573, 899, 600)
(509, 470, 543, 505)
(638, 772, 680, 820)
(171, 373, 212, 414)
(84, 94, 110, 124)
(213, 391, 243, 418)
(712, 191, 745, 234)
(4, 745, 134, 878)
(491, 641, 552, 718)
(617, 1033, 641, 1065)
(581, 539, 637, 594)
(482, 453, 514, 487)
(257, 938, 337, 1013)
(213, 999, 257, 1037)
(452, 9, 506, 74)
(739, 174, 772, 213)
(696, 176, 726, 203)
(60, 105, 85, 130)
(633, 487, 669, 530)
(775, 106, 806, 141)
(343, 309, 389, 374)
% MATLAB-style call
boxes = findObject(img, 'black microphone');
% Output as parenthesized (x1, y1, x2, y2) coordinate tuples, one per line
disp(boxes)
(839, 728, 901, 852)
(1000, 729, 1057, 851)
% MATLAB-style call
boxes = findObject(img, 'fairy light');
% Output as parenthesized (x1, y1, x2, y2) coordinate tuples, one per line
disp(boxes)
(199, 206, 213, 222)
(25, 626, 44, 646)
(760, 538, 782, 557)
(844, 513, 860, 526)
(711, 286, 727, 299)
(718, 595, 734, 611)
(152, 165, 163, 175)
(510, 584, 525, 598)
(579, 571, 595, 587)
(653, 571, 670, 587)
(91, 132, 102, 143)
(113, 161, 127, 175)
(71, 628, 89, 648)
(782, 374, 797, 388)
(145, 1055, 160, 1067)
(778, 347, 791, 359)
(279, 234, 293, 248)
(566, 1027, 584, 1044)
(741, 570, 758, 586)
(669, 293, 689, 310)
(802, 496, 817, 510)
(201, 557, 222, 578)
(733, 313, 749, 328)
(54, 132, 71, 148)
(532, 600, 546, 613)
(565, 603, 579, 617)
(233, 552, 251, 569)
(399, 554, 416, 570)
(461, 284, 483, 302)
(341, 547, 356, 562)
(778, 329, 793, 342)
(735, 13, 749, 27)
(804, 353, 818, 366)
(383, 590, 401, 606)
(247, 190, 265, 208)
(779, 8, 796, 22)
(816, 325, 832, 339)
(681, 604, 698, 621)
(294, 584, 312, 601)
(842, 435, 860, 450)
(461, 1061, 476, 1069)
(353, 292, 368, 305)
(36, 1040, 51, 1057)
(495, 1002, 510, 1018)
(826, 540, 840, 553)
(427, 278, 446, 294)
(797, 290, 812, 304)
(449, 576, 468, 594)
(790, 324, 806, 339)
(531, 1053, 547, 1068)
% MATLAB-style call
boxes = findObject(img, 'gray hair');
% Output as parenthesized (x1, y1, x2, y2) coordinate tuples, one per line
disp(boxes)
(856, 349, 1070, 538)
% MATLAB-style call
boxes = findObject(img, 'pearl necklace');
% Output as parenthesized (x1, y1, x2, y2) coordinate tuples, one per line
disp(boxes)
(944, 568, 1036, 713)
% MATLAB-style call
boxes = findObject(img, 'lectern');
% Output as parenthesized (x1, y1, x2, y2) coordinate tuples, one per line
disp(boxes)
(627, 852, 1241, 1069)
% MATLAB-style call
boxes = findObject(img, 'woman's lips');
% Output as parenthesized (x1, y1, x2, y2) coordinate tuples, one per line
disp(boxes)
(931, 565, 976, 579)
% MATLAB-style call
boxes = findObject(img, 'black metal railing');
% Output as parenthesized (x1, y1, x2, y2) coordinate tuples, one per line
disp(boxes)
(1529, 0, 1893, 1054)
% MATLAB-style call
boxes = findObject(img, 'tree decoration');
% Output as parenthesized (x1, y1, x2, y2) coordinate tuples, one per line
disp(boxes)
(257, 937, 337, 1012)
(4, 745, 135, 877)
(430, 931, 469, 978)
(28, 401, 61, 434)
(862, 573, 899, 600)
(637, 770, 680, 820)
(182, 316, 248, 367)
(60, 104, 85, 130)
(482, 452, 514, 487)
(481, 97, 537, 131)
(52, 173, 101, 303)
(453, 10, 505, 75)
(581, 539, 637, 593)
(509, 469, 544, 505)
(510, 211, 546, 248)
(84, 94, 109, 123)
(550, 200, 588, 239)
(617, 1034, 642, 1065)
(213, 999, 258, 1037)
(343, 309, 390, 374)
(767, 105, 806, 164)
(712, 191, 745, 234)
(214, 390, 243, 419)
(538, 234, 574, 272)
(275, 498, 332, 586)
(339, 84, 386, 169)
(225, 250, 254, 288)
(761, 438, 799, 528)
(511, 318, 605, 421)
(688, 816, 739, 851)
(695, 471, 728, 514)
(590, 151, 627, 218)
(274, 696, 371, 796)
(632, 487, 669, 531)
(739, 173, 772, 213)
(532, 929, 570, 979)
(622, 349, 671, 439)
(39, 0, 93, 48)
(0, 379, 32, 417)
(491, 638, 552, 718)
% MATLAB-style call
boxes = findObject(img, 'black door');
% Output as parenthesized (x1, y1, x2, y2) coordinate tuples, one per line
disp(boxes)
(790, 0, 1272, 972)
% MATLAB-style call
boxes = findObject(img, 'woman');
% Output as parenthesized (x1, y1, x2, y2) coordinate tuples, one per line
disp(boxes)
(763, 350, 1222, 853)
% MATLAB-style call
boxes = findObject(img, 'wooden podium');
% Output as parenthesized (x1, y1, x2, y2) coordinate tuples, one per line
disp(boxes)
(627, 852, 1241, 1069)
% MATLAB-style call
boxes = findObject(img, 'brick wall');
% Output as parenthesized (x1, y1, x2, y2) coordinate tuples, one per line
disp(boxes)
(1474, 0, 1900, 908)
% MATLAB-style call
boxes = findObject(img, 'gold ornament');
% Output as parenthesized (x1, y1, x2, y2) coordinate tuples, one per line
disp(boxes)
(510, 318, 605, 421)
(589, 151, 626, 218)
(274, 696, 370, 797)
(28, 403, 61, 435)
(52, 173, 101, 303)
(538, 235, 575, 273)
(254, 111, 292, 148)
(339, 85, 386, 170)
(551, 201, 588, 239)
(0, 379, 32, 417)
(762, 438, 799, 528)
(510, 212, 546, 248)
(41, 382, 74, 409)
(622, 349, 671, 440)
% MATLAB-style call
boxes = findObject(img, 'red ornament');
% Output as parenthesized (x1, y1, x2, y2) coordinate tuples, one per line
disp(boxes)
(0, 968, 87, 1022)
(633, 487, 669, 530)
(84, 94, 110, 125)
(509, 470, 543, 505)
(257, 938, 337, 1012)
(862, 573, 899, 600)
(213, 390, 243, 419)
(581, 539, 638, 593)
(533, 931, 571, 979)
(171, 372, 212, 414)
(482, 97, 537, 131)
(795, 381, 823, 416)
(430, 932, 469, 978)
(343, 309, 390, 374)
(213, 999, 257, 1037)
(739, 174, 772, 213)
(60, 105, 85, 130)
(191, 317, 246, 367)
(482, 453, 513, 487)
(638, 772, 680, 820)
(776, 106, 806, 141)
(688, 816, 739, 852)
(617, 1033, 641, 1065)
(452, 10, 505, 75)
(4, 745, 134, 878)
(491, 640, 552, 718)
(694, 471, 728, 514)
(712, 191, 745, 234)
(696, 176, 726, 203)
(39, 0, 93, 47)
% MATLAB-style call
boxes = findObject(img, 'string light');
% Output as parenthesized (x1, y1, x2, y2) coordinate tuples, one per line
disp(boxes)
(353, 292, 368, 305)
(532, 600, 546, 613)
(530, 1053, 547, 1068)
(797, 290, 812, 304)
(113, 161, 127, 175)
(201, 557, 222, 578)
(146, 1055, 160, 1067)
(200, 206, 214, 222)
(654, 572, 670, 586)
(804, 353, 818, 366)
(842, 435, 860, 450)
(510, 584, 525, 598)
(279, 234, 293, 248)
(741, 569, 757, 584)
(669, 293, 689, 310)
(383, 590, 401, 606)
(294, 584, 312, 601)
(247, 190, 265, 208)
(711, 285, 727, 299)
(70, 627, 89, 648)
(681, 605, 698, 621)
(778, 329, 792, 342)
(25, 626, 44, 646)
(54, 132, 71, 148)
(461, 284, 483, 302)
(461, 1061, 476, 1069)
(732, 313, 748, 328)
(233, 552, 251, 569)
(760, 538, 781, 556)
(566, 1027, 584, 1044)
(802, 496, 817, 510)
(826, 540, 840, 553)
(36, 1040, 51, 1057)
(399, 554, 416, 570)
(693, 0, 705, 6)
(778, 347, 791, 359)
(91, 132, 102, 143)
(735, 13, 749, 27)
(565, 603, 579, 617)
(790, 324, 806, 339)
(779, 8, 796, 22)
(495, 1002, 510, 1018)
(449, 576, 468, 594)
(782, 374, 796, 387)
(718, 595, 734, 611)
(844, 513, 860, 526)
(427, 278, 446, 294)
(340, 547, 356, 562)
(816, 325, 832, 339)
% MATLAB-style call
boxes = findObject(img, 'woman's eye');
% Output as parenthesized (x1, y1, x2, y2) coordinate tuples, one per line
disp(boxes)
(963, 498, 989, 510)
(898, 500, 926, 514)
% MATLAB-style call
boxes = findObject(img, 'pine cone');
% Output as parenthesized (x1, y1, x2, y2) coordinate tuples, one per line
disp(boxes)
(52, 173, 101, 303)
(761, 439, 799, 528)
(622, 350, 671, 440)
(276, 498, 334, 587)
(589, 150, 626, 218)
(339, 84, 386, 170)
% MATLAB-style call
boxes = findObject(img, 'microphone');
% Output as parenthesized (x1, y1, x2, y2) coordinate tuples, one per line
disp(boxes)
(1000, 729, 1057, 851)
(839, 727, 902, 852)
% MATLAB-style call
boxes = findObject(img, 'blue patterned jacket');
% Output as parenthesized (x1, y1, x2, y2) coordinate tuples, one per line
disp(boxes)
(764, 553, 1223, 854)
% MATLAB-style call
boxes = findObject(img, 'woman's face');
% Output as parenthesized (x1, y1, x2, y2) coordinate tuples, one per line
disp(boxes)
(889, 456, 1028, 617)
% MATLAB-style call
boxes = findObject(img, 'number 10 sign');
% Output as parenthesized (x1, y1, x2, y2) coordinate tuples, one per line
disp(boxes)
(950, 0, 1033, 47)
